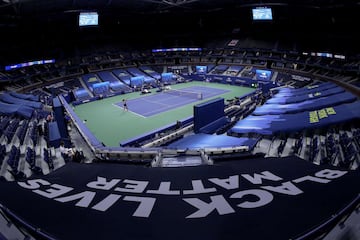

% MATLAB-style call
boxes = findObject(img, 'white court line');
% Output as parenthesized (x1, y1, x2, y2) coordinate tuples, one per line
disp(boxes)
(132, 97, 177, 117)
(111, 102, 146, 118)
(141, 94, 180, 106)
(131, 93, 198, 117)
(132, 93, 190, 109)
(111, 87, 216, 118)
(141, 99, 195, 117)
(128, 110, 147, 118)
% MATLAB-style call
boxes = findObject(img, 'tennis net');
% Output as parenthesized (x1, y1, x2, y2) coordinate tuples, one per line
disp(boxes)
(163, 88, 203, 100)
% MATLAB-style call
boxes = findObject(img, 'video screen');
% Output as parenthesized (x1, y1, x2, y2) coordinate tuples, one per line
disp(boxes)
(79, 12, 98, 26)
(196, 66, 207, 74)
(255, 69, 272, 81)
(252, 8, 273, 20)
(5, 59, 55, 71)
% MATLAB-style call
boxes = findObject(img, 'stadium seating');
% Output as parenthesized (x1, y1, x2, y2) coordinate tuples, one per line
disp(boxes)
(0, 93, 42, 109)
(25, 147, 42, 174)
(127, 67, 156, 85)
(74, 88, 91, 101)
(43, 148, 54, 170)
(0, 45, 359, 181)
(0, 37, 359, 240)
(97, 71, 131, 93)
(112, 69, 132, 86)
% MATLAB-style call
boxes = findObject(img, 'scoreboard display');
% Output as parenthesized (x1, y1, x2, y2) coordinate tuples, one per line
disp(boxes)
(79, 12, 98, 26)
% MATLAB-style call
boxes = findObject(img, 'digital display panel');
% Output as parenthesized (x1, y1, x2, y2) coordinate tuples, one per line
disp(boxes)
(5, 59, 55, 71)
(79, 12, 98, 26)
(252, 8, 273, 20)
(255, 69, 272, 81)
(152, 48, 202, 53)
(196, 66, 207, 74)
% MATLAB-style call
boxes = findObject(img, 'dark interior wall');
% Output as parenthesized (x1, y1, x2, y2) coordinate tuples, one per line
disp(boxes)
(0, 3, 358, 65)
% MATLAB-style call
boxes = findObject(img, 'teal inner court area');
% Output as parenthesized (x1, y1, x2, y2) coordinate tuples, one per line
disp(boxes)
(73, 82, 254, 146)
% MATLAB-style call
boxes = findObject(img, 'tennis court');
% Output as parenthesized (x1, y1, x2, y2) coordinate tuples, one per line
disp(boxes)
(73, 82, 255, 146)
(115, 86, 229, 117)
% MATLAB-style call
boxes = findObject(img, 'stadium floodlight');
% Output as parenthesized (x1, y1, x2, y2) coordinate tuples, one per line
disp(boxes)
(143, 0, 199, 7)
(2, 0, 21, 3)
(163, 0, 198, 5)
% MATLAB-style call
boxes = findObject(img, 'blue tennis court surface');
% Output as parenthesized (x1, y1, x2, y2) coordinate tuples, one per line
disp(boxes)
(115, 86, 229, 117)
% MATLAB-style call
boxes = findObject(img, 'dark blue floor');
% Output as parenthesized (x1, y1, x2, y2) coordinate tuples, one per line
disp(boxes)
(167, 133, 258, 150)
(1, 157, 358, 240)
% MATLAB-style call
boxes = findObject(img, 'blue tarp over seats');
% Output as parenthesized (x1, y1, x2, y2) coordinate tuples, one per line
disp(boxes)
(0, 93, 42, 109)
(112, 69, 131, 85)
(0, 102, 34, 119)
(227, 65, 244, 72)
(199, 116, 229, 134)
(9, 92, 39, 102)
(229, 100, 360, 135)
(97, 71, 129, 92)
(139, 66, 161, 80)
(92, 81, 110, 95)
(108, 81, 130, 93)
(167, 133, 258, 150)
(267, 86, 345, 104)
(143, 76, 156, 85)
(126, 67, 145, 77)
(74, 88, 91, 101)
(0, 157, 359, 240)
(252, 92, 357, 115)
(206, 64, 215, 72)
(97, 71, 120, 83)
(127, 67, 156, 86)
(211, 64, 229, 74)
(82, 73, 101, 92)
(276, 82, 337, 97)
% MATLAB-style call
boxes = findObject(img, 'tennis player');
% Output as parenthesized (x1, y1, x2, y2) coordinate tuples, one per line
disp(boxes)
(122, 99, 128, 111)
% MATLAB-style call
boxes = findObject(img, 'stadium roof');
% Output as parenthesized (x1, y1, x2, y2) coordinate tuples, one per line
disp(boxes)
(0, 0, 358, 34)
(0, 0, 359, 62)
(0, 0, 359, 17)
